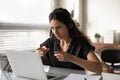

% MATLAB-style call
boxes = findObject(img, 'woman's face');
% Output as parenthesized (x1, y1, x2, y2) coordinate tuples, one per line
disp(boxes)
(50, 19, 69, 40)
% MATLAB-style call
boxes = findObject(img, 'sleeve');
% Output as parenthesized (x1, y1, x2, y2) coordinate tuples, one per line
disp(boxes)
(39, 38, 51, 65)
(82, 40, 95, 58)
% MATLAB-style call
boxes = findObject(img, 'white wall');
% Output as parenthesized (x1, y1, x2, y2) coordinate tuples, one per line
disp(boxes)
(86, 0, 120, 43)
(57, 0, 75, 12)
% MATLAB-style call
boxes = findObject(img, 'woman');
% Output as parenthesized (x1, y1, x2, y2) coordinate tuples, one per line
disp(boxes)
(36, 8, 102, 74)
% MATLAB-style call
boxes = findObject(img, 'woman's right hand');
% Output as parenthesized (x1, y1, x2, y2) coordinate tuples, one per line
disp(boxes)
(36, 46, 49, 57)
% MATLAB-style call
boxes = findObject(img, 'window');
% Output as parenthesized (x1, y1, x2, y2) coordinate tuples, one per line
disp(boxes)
(0, 30, 49, 53)
(0, 0, 52, 53)
(0, 0, 51, 25)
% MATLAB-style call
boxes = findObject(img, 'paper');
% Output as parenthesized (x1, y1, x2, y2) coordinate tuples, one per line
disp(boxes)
(64, 74, 85, 80)
(64, 73, 101, 80)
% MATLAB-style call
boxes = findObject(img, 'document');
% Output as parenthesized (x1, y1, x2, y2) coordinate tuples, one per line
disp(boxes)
(64, 73, 101, 80)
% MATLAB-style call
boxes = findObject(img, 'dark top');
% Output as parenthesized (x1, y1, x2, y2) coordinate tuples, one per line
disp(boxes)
(40, 37, 95, 70)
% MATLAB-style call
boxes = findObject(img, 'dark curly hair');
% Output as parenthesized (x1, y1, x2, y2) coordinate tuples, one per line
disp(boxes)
(49, 8, 91, 43)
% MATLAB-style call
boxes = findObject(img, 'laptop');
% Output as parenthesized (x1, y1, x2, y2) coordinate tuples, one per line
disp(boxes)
(5, 50, 65, 80)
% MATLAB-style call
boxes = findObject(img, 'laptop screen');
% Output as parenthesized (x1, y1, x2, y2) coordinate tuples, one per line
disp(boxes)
(5, 50, 65, 80)
(5, 50, 48, 80)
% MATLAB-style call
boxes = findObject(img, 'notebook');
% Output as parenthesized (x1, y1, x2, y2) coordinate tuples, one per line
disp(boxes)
(5, 50, 65, 80)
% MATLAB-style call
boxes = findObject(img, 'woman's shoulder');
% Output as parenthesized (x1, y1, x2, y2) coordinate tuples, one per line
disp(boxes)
(44, 37, 58, 44)
(47, 37, 58, 41)
(40, 37, 58, 47)
(73, 38, 95, 49)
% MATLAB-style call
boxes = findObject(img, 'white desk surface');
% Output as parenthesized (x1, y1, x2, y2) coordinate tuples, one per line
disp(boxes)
(102, 72, 120, 80)
(0, 67, 120, 80)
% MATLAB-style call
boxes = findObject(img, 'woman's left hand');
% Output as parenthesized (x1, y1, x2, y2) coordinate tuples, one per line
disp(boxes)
(54, 51, 73, 62)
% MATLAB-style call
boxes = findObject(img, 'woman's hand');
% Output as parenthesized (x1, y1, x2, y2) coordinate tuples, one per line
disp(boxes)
(54, 51, 73, 62)
(101, 61, 113, 73)
(36, 46, 49, 57)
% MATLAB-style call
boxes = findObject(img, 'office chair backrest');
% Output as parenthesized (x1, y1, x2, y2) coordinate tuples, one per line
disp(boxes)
(101, 49, 120, 66)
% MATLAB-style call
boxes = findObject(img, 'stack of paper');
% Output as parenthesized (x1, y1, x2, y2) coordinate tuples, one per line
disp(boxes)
(64, 73, 101, 80)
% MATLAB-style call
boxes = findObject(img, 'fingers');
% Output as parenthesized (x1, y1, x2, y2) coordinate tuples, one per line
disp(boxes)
(37, 46, 49, 51)
(54, 54, 63, 61)
(36, 46, 49, 56)
(54, 51, 72, 62)
(54, 51, 63, 57)
(54, 53, 62, 58)
(54, 51, 64, 61)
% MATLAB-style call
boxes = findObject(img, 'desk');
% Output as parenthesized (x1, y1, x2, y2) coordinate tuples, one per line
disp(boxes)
(92, 43, 120, 53)
(0, 67, 120, 80)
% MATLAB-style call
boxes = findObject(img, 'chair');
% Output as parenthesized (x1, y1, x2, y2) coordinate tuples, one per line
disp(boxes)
(101, 49, 120, 73)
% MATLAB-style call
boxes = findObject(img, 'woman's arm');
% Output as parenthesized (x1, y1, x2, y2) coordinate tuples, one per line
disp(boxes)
(54, 50, 102, 74)
(70, 51, 102, 74)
